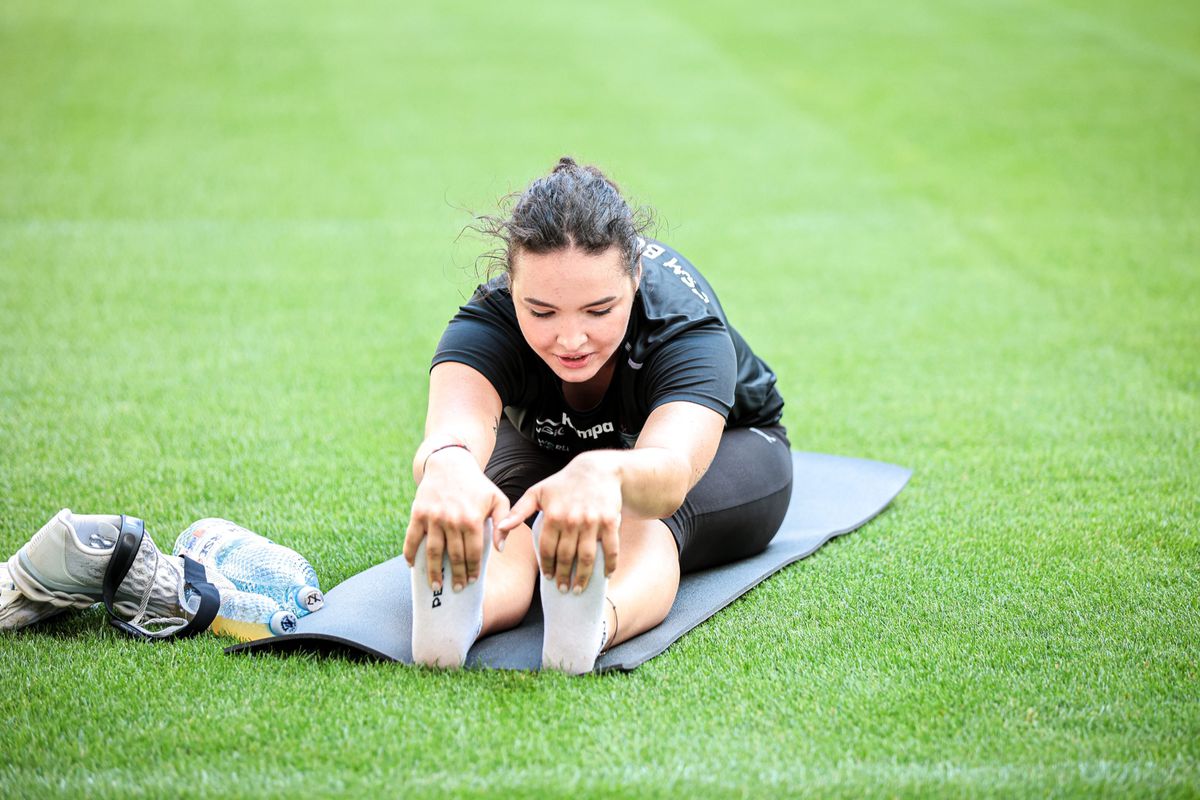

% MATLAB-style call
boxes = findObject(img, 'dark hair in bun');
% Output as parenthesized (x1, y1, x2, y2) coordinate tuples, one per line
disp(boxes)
(473, 157, 655, 279)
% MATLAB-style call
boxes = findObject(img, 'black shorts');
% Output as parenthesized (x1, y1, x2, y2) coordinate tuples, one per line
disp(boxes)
(485, 419, 794, 574)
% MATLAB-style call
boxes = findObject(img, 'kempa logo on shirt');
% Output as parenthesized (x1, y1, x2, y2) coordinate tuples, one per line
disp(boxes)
(535, 412, 615, 441)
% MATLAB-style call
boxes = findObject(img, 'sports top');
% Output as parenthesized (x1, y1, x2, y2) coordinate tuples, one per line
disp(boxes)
(432, 238, 784, 454)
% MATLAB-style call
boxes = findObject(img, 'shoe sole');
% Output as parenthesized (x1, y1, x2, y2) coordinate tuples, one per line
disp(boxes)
(10, 550, 104, 610)
(0, 561, 66, 630)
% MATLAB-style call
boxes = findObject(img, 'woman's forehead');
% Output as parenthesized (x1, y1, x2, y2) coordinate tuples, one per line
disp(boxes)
(511, 246, 631, 294)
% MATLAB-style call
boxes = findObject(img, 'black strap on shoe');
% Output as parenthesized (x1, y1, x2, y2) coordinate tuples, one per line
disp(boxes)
(179, 555, 220, 636)
(101, 515, 221, 641)
(101, 515, 145, 615)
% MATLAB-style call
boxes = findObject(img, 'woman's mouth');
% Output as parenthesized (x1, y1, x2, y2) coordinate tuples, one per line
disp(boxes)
(556, 353, 592, 370)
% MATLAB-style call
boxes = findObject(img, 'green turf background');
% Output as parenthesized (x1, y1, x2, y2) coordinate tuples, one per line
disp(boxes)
(1, 1, 1197, 796)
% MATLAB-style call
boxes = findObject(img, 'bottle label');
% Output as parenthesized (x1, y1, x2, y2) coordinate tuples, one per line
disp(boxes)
(177, 518, 254, 565)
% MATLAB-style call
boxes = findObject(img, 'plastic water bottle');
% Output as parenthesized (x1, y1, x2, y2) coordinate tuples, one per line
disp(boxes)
(210, 589, 298, 642)
(173, 518, 324, 617)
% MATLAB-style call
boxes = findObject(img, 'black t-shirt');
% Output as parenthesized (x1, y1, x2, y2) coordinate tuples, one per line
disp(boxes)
(432, 238, 784, 454)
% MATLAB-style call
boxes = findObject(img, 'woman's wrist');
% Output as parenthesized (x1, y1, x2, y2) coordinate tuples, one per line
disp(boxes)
(422, 443, 471, 474)
(414, 439, 475, 482)
(573, 447, 688, 519)
(570, 450, 622, 485)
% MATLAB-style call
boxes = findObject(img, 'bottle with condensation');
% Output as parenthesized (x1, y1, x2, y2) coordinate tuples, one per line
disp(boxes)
(209, 588, 298, 641)
(173, 518, 324, 618)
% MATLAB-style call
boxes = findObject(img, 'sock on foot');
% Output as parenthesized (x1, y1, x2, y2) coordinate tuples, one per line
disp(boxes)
(535, 514, 609, 675)
(410, 522, 492, 668)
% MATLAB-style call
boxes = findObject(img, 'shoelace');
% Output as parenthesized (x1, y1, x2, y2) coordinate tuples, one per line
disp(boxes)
(122, 546, 189, 637)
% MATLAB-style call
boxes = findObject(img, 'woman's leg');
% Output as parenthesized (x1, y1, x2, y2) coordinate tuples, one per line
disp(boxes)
(594, 425, 793, 650)
(599, 517, 680, 649)
(475, 423, 791, 661)
(478, 419, 568, 638)
(479, 521, 539, 636)
(481, 516, 681, 644)
(536, 514, 680, 671)
(666, 425, 794, 575)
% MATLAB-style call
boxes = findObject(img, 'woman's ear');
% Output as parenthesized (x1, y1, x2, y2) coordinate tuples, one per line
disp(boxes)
(633, 259, 643, 292)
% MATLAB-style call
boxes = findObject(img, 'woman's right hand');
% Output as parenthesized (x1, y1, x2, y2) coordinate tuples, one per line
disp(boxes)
(403, 446, 511, 592)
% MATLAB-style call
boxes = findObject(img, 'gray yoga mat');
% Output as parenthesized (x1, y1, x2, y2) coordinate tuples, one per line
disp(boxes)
(228, 451, 911, 671)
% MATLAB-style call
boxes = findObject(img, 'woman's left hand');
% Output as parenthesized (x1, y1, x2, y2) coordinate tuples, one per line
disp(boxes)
(497, 453, 622, 594)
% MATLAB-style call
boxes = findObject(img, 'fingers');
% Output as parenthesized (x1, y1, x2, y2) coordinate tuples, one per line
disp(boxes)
(490, 491, 512, 552)
(410, 516, 485, 592)
(538, 511, 619, 594)
(537, 518, 560, 583)
(491, 516, 505, 552)
(463, 521, 484, 585)
(444, 523, 467, 592)
(499, 489, 540, 534)
(405, 469, 505, 586)
(600, 519, 620, 579)
(403, 517, 425, 567)
(424, 525, 445, 591)
(441, 521, 488, 591)
(553, 524, 580, 594)
(573, 528, 598, 594)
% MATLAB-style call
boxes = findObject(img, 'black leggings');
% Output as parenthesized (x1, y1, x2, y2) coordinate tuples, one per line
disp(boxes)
(485, 420, 794, 575)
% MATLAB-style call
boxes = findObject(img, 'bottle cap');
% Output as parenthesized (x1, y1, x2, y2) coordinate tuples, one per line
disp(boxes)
(295, 586, 325, 613)
(269, 609, 298, 636)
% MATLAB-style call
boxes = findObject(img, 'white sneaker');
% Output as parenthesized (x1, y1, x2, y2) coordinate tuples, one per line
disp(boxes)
(6, 508, 221, 635)
(0, 558, 63, 631)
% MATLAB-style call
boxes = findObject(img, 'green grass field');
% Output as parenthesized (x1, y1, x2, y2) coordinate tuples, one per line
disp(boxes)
(2, 1, 1197, 796)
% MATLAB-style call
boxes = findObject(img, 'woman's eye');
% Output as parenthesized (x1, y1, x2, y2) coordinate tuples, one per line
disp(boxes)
(528, 308, 610, 318)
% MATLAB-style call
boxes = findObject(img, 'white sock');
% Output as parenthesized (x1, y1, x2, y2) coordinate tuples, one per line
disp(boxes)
(534, 514, 609, 675)
(409, 522, 491, 668)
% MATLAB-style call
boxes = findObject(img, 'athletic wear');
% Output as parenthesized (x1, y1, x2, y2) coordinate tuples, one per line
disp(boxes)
(409, 525, 492, 669)
(433, 238, 784, 454)
(661, 424, 793, 574)
(485, 420, 793, 574)
(534, 514, 609, 673)
(432, 239, 792, 572)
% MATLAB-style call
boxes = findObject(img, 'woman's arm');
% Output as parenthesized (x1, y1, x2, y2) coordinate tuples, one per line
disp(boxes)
(498, 400, 725, 593)
(404, 362, 510, 592)
(581, 400, 725, 517)
(412, 362, 503, 482)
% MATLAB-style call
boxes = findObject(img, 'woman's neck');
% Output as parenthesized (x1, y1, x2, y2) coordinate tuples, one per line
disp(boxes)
(561, 351, 618, 412)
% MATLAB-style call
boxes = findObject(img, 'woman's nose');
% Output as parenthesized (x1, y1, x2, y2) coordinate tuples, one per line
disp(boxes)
(557, 326, 587, 351)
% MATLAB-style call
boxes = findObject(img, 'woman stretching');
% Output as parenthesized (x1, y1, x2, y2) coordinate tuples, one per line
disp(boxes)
(403, 157, 793, 673)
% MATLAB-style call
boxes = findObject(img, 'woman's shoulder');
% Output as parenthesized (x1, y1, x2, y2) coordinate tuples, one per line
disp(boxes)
(634, 239, 729, 344)
(637, 239, 722, 311)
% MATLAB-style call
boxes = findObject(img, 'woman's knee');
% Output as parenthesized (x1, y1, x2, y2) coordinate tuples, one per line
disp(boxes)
(615, 518, 679, 573)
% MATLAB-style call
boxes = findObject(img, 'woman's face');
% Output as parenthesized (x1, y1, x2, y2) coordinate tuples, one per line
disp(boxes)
(510, 245, 639, 385)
